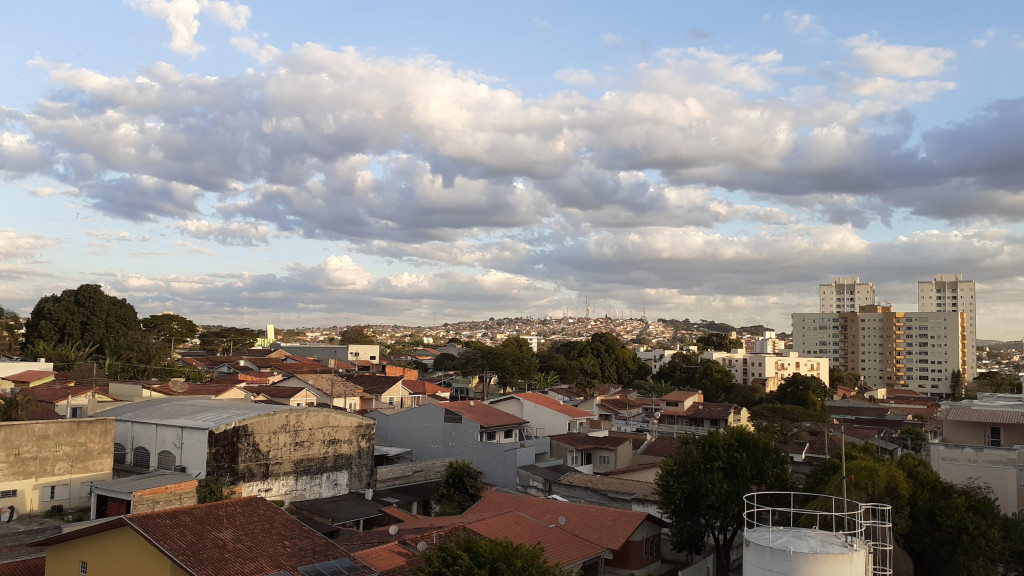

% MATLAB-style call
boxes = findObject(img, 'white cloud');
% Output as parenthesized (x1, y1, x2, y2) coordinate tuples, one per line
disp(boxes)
(128, 0, 250, 57)
(554, 68, 596, 85)
(784, 11, 826, 38)
(845, 34, 955, 77)
(0, 228, 56, 260)
(176, 219, 271, 245)
(599, 32, 623, 46)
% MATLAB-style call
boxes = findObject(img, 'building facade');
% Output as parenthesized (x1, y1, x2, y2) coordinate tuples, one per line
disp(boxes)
(918, 273, 977, 380)
(703, 349, 829, 390)
(819, 276, 875, 313)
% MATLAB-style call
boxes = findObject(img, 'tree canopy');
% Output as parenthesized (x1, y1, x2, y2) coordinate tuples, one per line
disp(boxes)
(196, 326, 263, 354)
(656, 427, 790, 576)
(540, 332, 650, 393)
(433, 460, 484, 516)
(141, 313, 199, 344)
(768, 373, 830, 412)
(972, 371, 1019, 394)
(24, 284, 143, 361)
(652, 352, 736, 402)
(414, 532, 571, 576)
(336, 325, 378, 345)
(0, 305, 23, 355)
(695, 331, 744, 352)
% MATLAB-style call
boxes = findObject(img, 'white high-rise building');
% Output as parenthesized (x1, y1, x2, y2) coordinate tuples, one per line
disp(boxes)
(819, 277, 875, 313)
(918, 274, 977, 380)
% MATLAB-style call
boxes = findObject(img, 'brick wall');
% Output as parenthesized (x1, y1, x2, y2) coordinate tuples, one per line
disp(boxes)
(376, 459, 453, 489)
(131, 480, 198, 514)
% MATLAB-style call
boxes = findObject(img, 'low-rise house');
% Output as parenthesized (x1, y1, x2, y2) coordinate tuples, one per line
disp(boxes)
(929, 394, 1024, 515)
(487, 392, 595, 436)
(243, 384, 319, 406)
(280, 373, 373, 412)
(32, 496, 376, 576)
(551, 472, 662, 518)
(0, 370, 55, 391)
(654, 402, 750, 436)
(517, 462, 579, 497)
(549, 432, 635, 474)
(18, 381, 119, 418)
(368, 401, 549, 490)
(381, 379, 450, 409)
(0, 418, 114, 514)
(97, 398, 375, 502)
(89, 470, 197, 519)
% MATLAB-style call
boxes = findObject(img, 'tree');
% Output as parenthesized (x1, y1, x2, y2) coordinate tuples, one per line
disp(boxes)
(652, 353, 736, 402)
(0, 394, 38, 421)
(529, 371, 559, 391)
(196, 476, 236, 504)
(695, 332, 743, 352)
(141, 313, 199, 348)
(656, 427, 790, 576)
(829, 367, 860, 391)
(950, 369, 965, 399)
(0, 305, 23, 355)
(972, 371, 1019, 394)
(898, 426, 927, 454)
(433, 352, 459, 372)
(543, 333, 650, 391)
(196, 327, 262, 354)
(749, 404, 827, 450)
(488, 337, 538, 390)
(337, 325, 378, 345)
(433, 461, 483, 516)
(24, 284, 144, 361)
(414, 531, 571, 576)
(769, 373, 829, 412)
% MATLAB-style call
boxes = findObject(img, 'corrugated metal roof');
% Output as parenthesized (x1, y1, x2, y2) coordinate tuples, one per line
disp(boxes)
(91, 470, 196, 494)
(93, 398, 295, 429)
(945, 405, 1024, 424)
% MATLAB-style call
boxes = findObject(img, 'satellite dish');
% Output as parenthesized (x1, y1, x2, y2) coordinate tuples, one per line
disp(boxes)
(653, 411, 662, 419)
(388, 525, 399, 535)
(417, 541, 428, 552)
(469, 400, 475, 406)
(558, 516, 566, 526)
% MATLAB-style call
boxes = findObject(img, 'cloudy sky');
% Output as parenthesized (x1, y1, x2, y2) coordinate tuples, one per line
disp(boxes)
(2, 1, 1024, 339)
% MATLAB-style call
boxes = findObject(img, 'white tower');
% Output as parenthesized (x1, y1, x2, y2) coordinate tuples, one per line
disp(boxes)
(918, 274, 976, 380)
(820, 277, 875, 313)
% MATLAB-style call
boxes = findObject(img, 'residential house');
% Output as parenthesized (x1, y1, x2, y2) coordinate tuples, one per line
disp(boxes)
(280, 373, 374, 412)
(289, 493, 389, 535)
(550, 472, 662, 519)
(271, 343, 381, 367)
(380, 379, 450, 409)
(32, 496, 376, 576)
(244, 384, 319, 407)
(105, 380, 249, 402)
(96, 398, 375, 502)
(89, 470, 197, 519)
(18, 382, 119, 418)
(581, 395, 644, 431)
(0, 358, 53, 386)
(487, 392, 595, 436)
(0, 418, 114, 514)
(0, 370, 55, 391)
(549, 432, 636, 474)
(348, 375, 406, 408)
(929, 394, 1024, 515)
(368, 401, 549, 490)
(517, 462, 579, 497)
(654, 402, 750, 437)
(702, 349, 830, 391)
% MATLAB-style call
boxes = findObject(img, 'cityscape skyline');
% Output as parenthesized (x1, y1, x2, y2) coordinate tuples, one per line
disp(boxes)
(2, 2, 1024, 339)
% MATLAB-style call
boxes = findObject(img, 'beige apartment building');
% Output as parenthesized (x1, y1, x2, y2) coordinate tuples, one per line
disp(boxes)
(702, 349, 829, 392)
(819, 276, 876, 313)
(918, 274, 977, 380)
(793, 305, 966, 395)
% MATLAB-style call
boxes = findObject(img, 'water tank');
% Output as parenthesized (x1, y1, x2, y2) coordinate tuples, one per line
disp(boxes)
(742, 492, 892, 576)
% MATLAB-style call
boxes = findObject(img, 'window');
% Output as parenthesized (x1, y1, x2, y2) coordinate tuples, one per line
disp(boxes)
(485, 431, 497, 442)
(644, 535, 660, 559)
(0, 489, 16, 499)
(503, 429, 514, 439)
(157, 450, 176, 471)
(113, 443, 127, 465)
(989, 427, 1003, 448)
(598, 455, 610, 465)
(41, 484, 69, 502)
(132, 447, 151, 469)
(80, 560, 88, 575)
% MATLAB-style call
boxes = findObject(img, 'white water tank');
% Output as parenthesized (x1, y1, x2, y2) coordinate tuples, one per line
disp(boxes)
(743, 527, 870, 576)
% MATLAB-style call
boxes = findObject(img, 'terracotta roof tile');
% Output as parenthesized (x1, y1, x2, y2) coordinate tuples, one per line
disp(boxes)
(295, 374, 369, 398)
(660, 390, 702, 403)
(349, 375, 405, 394)
(555, 472, 659, 502)
(271, 362, 334, 375)
(680, 402, 741, 419)
(0, 557, 44, 576)
(442, 401, 528, 429)
(507, 392, 594, 419)
(550, 433, 631, 451)
(2, 370, 55, 384)
(402, 380, 448, 395)
(467, 512, 606, 567)
(17, 382, 117, 403)
(641, 436, 679, 458)
(148, 382, 241, 397)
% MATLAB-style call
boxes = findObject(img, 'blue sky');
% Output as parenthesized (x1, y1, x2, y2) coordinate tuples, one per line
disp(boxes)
(2, 1, 1024, 338)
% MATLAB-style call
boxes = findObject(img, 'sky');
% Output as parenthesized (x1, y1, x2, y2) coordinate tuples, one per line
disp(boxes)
(2, 1, 1024, 339)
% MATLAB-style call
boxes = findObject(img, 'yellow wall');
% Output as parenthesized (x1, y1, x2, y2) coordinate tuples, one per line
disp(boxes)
(45, 525, 189, 576)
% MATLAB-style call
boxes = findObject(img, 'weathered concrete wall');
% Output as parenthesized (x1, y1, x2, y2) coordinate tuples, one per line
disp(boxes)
(0, 418, 114, 513)
(376, 459, 454, 489)
(131, 480, 198, 515)
(206, 408, 374, 502)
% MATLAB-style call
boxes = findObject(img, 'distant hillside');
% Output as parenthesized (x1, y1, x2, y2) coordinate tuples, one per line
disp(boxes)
(657, 319, 775, 337)
(979, 340, 1023, 351)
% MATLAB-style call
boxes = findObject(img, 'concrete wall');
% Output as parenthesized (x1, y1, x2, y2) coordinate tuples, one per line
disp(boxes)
(369, 404, 549, 490)
(114, 422, 209, 476)
(131, 481, 198, 515)
(0, 418, 114, 513)
(376, 459, 454, 489)
(944, 420, 1024, 447)
(206, 408, 375, 502)
(930, 443, 1023, 514)
(44, 525, 187, 576)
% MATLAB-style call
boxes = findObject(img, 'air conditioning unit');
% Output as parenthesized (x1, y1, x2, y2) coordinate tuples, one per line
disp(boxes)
(172, 465, 187, 473)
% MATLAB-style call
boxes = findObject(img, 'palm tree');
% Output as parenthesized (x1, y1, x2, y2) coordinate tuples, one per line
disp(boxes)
(529, 371, 560, 391)
(0, 394, 37, 421)
(0, 306, 23, 355)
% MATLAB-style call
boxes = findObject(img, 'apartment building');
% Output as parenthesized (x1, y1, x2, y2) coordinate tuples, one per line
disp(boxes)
(703, 349, 829, 391)
(793, 305, 966, 395)
(918, 274, 977, 379)
(819, 276, 875, 313)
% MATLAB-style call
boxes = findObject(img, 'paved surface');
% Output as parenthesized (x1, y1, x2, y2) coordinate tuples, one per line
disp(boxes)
(0, 514, 63, 561)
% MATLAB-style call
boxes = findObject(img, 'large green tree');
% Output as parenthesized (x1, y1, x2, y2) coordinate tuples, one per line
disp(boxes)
(488, 336, 539, 390)
(433, 460, 484, 516)
(656, 427, 790, 576)
(972, 371, 1019, 394)
(829, 367, 861, 391)
(141, 313, 199, 347)
(336, 325, 378, 345)
(24, 284, 144, 363)
(196, 326, 263, 354)
(414, 532, 571, 576)
(541, 332, 649, 392)
(652, 352, 736, 402)
(769, 373, 830, 412)
(695, 332, 744, 352)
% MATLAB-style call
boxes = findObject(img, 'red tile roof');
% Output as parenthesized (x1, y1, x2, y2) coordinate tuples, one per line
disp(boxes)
(17, 383, 117, 403)
(641, 436, 679, 458)
(148, 383, 241, 397)
(467, 512, 606, 567)
(244, 385, 310, 400)
(680, 402, 741, 419)
(550, 433, 631, 451)
(0, 556, 44, 576)
(33, 497, 372, 576)
(511, 392, 594, 418)
(402, 380, 448, 395)
(442, 401, 528, 429)
(271, 362, 334, 375)
(294, 374, 367, 398)
(349, 375, 405, 394)
(353, 540, 422, 576)
(2, 370, 55, 384)
(661, 390, 702, 403)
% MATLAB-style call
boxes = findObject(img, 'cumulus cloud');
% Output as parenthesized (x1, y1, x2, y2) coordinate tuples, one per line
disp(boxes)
(176, 219, 272, 246)
(129, 0, 250, 57)
(599, 32, 623, 46)
(785, 11, 827, 38)
(554, 68, 596, 85)
(845, 34, 955, 77)
(0, 229, 56, 260)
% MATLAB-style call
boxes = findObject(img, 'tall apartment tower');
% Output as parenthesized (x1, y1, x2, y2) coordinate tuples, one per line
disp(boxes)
(819, 276, 875, 313)
(918, 274, 977, 379)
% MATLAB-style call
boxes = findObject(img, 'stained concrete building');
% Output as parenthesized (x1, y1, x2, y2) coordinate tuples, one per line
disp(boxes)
(95, 398, 375, 503)
(819, 276, 875, 313)
(919, 273, 977, 380)
(0, 418, 114, 514)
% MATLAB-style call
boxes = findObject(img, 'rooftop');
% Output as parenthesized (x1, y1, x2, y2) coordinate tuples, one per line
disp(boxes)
(442, 401, 528, 429)
(93, 397, 295, 429)
(91, 470, 196, 494)
(549, 432, 631, 451)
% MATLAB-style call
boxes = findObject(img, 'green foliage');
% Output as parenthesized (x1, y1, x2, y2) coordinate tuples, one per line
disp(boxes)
(724, 383, 766, 408)
(972, 371, 1019, 394)
(950, 369, 966, 399)
(898, 427, 927, 454)
(337, 325, 378, 345)
(196, 326, 263, 354)
(652, 352, 736, 402)
(749, 404, 828, 450)
(489, 337, 539, 390)
(413, 531, 573, 576)
(196, 476, 235, 504)
(24, 340, 99, 366)
(0, 394, 38, 421)
(433, 461, 484, 516)
(541, 333, 650, 392)
(529, 371, 560, 391)
(433, 352, 460, 371)
(656, 427, 790, 576)
(695, 332, 744, 352)
(0, 305, 23, 354)
(769, 373, 829, 412)
(24, 284, 143, 362)
(141, 313, 199, 344)
(829, 367, 860, 391)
